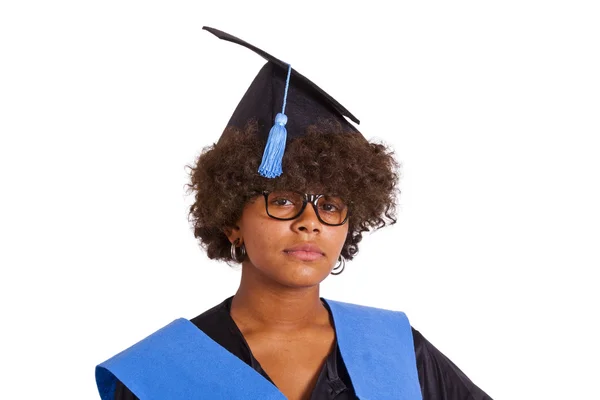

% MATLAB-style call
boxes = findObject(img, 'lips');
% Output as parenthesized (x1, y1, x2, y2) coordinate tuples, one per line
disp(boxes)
(283, 243, 325, 261)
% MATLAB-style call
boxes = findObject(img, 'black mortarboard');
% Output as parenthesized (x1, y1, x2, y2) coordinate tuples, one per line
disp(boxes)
(203, 26, 362, 178)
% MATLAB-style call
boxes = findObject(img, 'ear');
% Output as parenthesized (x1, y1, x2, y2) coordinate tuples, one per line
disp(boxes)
(223, 224, 241, 244)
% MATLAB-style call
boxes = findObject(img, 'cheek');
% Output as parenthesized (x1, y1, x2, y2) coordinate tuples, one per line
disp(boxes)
(243, 219, 285, 260)
(330, 226, 349, 253)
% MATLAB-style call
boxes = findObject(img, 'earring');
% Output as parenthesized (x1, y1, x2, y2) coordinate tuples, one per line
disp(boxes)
(331, 255, 346, 275)
(230, 239, 246, 263)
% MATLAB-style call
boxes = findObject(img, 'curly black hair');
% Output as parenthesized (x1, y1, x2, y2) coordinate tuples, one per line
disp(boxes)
(185, 118, 400, 263)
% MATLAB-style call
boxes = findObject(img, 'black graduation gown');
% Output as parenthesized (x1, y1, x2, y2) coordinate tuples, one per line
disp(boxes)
(113, 297, 492, 400)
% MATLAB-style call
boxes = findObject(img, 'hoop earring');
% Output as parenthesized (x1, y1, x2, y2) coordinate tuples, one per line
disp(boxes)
(331, 255, 346, 275)
(230, 239, 246, 263)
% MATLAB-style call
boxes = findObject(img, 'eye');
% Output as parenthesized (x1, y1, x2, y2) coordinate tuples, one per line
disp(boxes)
(320, 202, 339, 212)
(268, 191, 302, 207)
(272, 197, 294, 206)
(318, 196, 346, 213)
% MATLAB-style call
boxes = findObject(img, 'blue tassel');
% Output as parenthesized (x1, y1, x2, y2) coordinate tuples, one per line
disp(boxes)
(258, 64, 292, 179)
(258, 113, 288, 178)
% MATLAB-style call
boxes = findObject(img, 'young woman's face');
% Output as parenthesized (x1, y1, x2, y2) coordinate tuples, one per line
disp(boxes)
(233, 191, 349, 288)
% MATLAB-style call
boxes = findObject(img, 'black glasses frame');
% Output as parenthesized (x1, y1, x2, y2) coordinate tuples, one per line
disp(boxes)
(260, 190, 350, 227)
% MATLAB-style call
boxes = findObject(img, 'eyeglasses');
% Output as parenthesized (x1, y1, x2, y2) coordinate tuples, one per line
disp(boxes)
(259, 190, 349, 227)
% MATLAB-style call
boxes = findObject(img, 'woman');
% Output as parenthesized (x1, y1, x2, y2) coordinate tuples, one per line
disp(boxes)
(96, 27, 492, 400)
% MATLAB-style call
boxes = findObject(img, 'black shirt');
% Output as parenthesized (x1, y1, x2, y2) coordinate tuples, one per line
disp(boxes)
(114, 297, 492, 399)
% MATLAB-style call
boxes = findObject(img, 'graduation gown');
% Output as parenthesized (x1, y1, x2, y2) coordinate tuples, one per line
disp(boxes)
(98, 297, 491, 400)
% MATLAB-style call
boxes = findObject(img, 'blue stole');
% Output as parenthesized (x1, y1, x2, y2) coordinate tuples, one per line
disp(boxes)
(96, 299, 422, 400)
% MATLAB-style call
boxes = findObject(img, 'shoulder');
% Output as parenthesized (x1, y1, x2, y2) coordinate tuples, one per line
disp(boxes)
(190, 297, 232, 327)
(411, 328, 493, 400)
(323, 300, 492, 399)
(189, 296, 235, 339)
(101, 298, 236, 400)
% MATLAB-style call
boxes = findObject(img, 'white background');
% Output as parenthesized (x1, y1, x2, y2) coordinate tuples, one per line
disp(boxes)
(1, 1, 599, 399)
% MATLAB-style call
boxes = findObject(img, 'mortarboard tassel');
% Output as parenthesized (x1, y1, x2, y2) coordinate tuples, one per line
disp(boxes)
(258, 64, 292, 178)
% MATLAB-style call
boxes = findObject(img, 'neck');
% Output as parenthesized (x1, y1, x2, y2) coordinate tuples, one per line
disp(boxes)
(230, 263, 329, 332)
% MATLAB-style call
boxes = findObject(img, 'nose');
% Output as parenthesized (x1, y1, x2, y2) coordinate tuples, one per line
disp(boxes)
(291, 203, 322, 233)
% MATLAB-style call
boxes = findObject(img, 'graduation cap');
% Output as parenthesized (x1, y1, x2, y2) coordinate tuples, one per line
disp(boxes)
(203, 26, 363, 179)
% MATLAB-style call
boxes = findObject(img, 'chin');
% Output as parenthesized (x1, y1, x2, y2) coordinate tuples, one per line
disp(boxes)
(272, 262, 331, 288)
